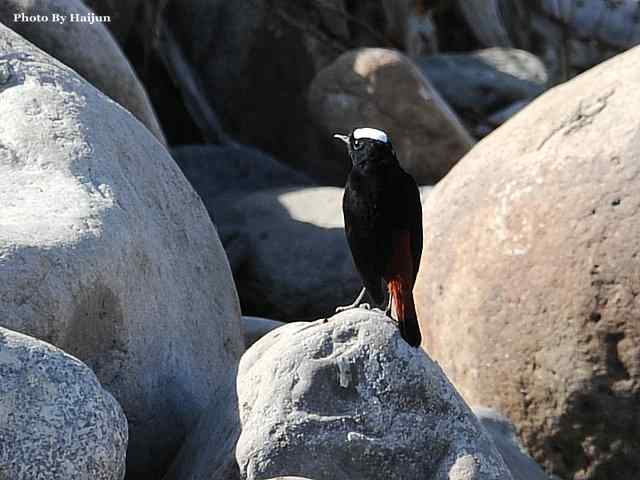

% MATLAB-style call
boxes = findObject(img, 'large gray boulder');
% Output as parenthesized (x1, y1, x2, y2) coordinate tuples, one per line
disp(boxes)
(0, 327, 127, 480)
(236, 309, 513, 480)
(415, 45, 640, 479)
(0, 24, 243, 477)
(0, 0, 166, 144)
(308, 48, 474, 185)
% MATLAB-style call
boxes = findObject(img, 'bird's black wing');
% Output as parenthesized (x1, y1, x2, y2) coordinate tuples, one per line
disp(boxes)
(397, 171, 423, 281)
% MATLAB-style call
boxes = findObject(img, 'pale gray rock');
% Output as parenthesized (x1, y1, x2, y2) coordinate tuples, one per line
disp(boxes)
(0, 0, 166, 144)
(415, 45, 640, 479)
(474, 407, 552, 480)
(236, 309, 513, 480)
(0, 24, 243, 477)
(308, 48, 474, 185)
(242, 316, 285, 349)
(0, 327, 127, 480)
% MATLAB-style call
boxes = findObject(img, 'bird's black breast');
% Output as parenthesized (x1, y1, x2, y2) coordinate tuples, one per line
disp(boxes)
(343, 164, 423, 299)
(342, 168, 395, 303)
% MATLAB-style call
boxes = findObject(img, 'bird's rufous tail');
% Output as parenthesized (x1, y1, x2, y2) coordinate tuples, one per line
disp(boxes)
(388, 277, 421, 347)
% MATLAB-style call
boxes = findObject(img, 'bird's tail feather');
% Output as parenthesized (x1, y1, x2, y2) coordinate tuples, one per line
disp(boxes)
(389, 278, 422, 347)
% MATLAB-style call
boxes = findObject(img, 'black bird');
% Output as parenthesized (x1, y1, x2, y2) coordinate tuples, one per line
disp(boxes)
(334, 128, 423, 347)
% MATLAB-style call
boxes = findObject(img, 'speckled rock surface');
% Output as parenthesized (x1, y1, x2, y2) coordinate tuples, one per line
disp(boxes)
(236, 309, 513, 480)
(0, 0, 166, 144)
(415, 46, 640, 479)
(0, 327, 127, 480)
(308, 48, 474, 185)
(0, 24, 243, 477)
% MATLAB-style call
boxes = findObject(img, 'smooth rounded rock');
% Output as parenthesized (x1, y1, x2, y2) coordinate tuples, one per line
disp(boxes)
(416, 45, 640, 479)
(0, 24, 243, 477)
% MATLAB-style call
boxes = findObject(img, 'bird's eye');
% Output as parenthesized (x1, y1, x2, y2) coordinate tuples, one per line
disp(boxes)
(353, 139, 362, 150)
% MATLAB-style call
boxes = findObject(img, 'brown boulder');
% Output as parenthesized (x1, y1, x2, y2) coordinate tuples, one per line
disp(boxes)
(415, 46, 640, 479)
(308, 48, 474, 185)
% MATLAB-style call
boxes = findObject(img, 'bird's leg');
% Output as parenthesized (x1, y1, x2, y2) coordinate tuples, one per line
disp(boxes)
(335, 287, 370, 312)
(385, 291, 393, 316)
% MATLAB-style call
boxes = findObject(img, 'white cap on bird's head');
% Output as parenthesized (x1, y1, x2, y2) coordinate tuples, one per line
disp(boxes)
(332, 127, 390, 145)
(352, 127, 388, 144)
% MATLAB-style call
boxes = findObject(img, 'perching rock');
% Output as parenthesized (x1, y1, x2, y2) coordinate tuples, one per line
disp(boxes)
(242, 316, 285, 349)
(474, 407, 551, 480)
(236, 309, 513, 480)
(0, 0, 166, 144)
(0, 327, 127, 480)
(0, 24, 243, 477)
(415, 46, 640, 479)
(308, 48, 474, 185)
(418, 48, 547, 135)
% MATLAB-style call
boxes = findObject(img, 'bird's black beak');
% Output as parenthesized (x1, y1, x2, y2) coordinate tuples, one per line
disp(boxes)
(333, 133, 349, 145)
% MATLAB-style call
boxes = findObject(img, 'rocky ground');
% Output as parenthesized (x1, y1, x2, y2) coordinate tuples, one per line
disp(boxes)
(0, 1, 638, 479)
